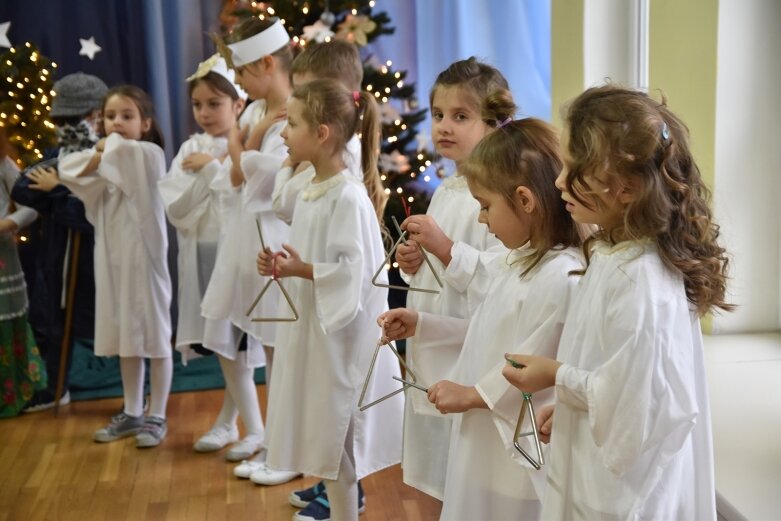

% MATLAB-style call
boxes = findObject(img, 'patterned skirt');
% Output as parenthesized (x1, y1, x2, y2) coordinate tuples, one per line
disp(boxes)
(0, 234, 47, 417)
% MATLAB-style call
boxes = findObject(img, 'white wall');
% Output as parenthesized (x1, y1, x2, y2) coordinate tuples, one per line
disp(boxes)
(583, 0, 647, 90)
(712, 0, 781, 332)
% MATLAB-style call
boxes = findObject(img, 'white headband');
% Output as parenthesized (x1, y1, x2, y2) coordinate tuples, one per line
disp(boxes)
(227, 20, 290, 68)
(187, 54, 248, 100)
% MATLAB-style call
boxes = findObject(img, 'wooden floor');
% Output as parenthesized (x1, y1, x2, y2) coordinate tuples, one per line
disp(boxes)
(0, 386, 441, 521)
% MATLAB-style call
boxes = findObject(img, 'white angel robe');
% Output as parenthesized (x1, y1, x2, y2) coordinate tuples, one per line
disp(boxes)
(414, 248, 582, 520)
(401, 174, 504, 499)
(200, 100, 287, 365)
(271, 135, 362, 224)
(157, 133, 225, 361)
(264, 171, 403, 480)
(59, 134, 172, 358)
(545, 241, 717, 520)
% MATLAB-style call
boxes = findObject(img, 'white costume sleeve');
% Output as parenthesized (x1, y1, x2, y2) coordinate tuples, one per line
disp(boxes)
(475, 265, 577, 465)
(413, 312, 469, 353)
(241, 120, 287, 213)
(445, 239, 505, 311)
(58, 147, 108, 224)
(555, 269, 699, 476)
(271, 164, 314, 224)
(311, 184, 376, 334)
(158, 141, 221, 230)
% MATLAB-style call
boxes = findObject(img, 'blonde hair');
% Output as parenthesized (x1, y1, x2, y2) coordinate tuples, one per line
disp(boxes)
(290, 40, 363, 91)
(562, 84, 732, 315)
(292, 78, 387, 220)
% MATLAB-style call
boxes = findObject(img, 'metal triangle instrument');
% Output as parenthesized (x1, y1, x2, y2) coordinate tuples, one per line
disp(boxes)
(371, 216, 443, 294)
(512, 392, 544, 470)
(246, 219, 299, 322)
(358, 339, 421, 411)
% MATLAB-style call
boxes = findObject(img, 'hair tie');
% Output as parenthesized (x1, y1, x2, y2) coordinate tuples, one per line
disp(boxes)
(352, 90, 361, 107)
(661, 122, 670, 141)
(496, 117, 512, 129)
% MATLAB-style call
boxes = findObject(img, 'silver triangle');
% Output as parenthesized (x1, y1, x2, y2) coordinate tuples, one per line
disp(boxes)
(513, 392, 544, 470)
(371, 216, 443, 294)
(358, 340, 420, 411)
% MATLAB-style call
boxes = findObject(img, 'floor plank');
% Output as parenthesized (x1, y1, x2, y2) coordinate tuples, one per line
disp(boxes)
(0, 387, 441, 521)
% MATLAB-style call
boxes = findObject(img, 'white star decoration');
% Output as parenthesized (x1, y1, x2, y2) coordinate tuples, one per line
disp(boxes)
(0, 22, 11, 48)
(79, 36, 102, 60)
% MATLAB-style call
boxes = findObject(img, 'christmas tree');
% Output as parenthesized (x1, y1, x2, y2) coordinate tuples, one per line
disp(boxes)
(220, 0, 438, 230)
(0, 42, 57, 168)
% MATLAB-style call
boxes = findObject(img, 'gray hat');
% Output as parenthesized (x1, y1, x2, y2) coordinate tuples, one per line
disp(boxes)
(50, 72, 109, 118)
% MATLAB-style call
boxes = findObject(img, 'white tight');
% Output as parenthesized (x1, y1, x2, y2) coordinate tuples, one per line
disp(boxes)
(217, 354, 264, 436)
(324, 420, 358, 521)
(120, 356, 172, 418)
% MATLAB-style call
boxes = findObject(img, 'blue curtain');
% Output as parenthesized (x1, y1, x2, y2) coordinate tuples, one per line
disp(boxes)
(1, 0, 549, 160)
(0, 0, 220, 160)
(368, 0, 551, 122)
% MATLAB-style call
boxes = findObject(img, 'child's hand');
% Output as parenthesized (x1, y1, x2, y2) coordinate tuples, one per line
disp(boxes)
(427, 380, 486, 414)
(274, 243, 313, 280)
(502, 353, 561, 394)
(401, 215, 454, 266)
(246, 107, 288, 151)
(26, 166, 59, 192)
(95, 138, 107, 153)
(228, 123, 248, 159)
(395, 240, 423, 274)
(181, 152, 214, 172)
(0, 218, 17, 234)
(535, 404, 554, 444)
(256, 246, 274, 277)
(376, 308, 419, 342)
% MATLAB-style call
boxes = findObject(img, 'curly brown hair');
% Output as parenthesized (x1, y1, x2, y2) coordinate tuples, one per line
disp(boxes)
(562, 84, 732, 315)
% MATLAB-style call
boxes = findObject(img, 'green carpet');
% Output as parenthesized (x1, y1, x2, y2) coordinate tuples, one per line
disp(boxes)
(69, 340, 265, 401)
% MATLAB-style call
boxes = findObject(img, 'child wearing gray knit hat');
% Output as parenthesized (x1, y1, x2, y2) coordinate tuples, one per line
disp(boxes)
(50, 72, 108, 119)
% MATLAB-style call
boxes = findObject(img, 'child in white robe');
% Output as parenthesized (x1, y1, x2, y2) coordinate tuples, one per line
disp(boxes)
(504, 85, 731, 520)
(392, 57, 512, 501)
(257, 79, 403, 521)
(380, 118, 585, 520)
(59, 86, 172, 448)
(199, 17, 292, 466)
(157, 55, 253, 455)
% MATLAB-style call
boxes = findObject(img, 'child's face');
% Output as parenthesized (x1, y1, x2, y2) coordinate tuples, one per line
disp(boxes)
(555, 130, 625, 231)
(103, 94, 150, 141)
(431, 86, 491, 162)
(234, 59, 269, 99)
(468, 178, 531, 249)
(280, 98, 317, 164)
(191, 82, 242, 137)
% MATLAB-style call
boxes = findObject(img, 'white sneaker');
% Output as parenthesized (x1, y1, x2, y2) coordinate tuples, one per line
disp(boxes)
(234, 457, 266, 479)
(193, 424, 239, 453)
(225, 433, 264, 461)
(250, 465, 302, 486)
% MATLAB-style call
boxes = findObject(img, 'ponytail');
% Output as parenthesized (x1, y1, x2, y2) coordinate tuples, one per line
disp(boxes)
(356, 91, 387, 221)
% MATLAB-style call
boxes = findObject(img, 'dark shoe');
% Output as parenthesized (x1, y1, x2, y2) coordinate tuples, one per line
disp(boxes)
(22, 390, 71, 413)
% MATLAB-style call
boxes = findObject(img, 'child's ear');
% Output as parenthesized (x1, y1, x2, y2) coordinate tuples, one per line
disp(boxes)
(515, 186, 536, 214)
(261, 54, 276, 73)
(616, 177, 641, 204)
(142, 118, 152, 134)
(316, 123, 330, 144)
